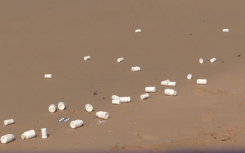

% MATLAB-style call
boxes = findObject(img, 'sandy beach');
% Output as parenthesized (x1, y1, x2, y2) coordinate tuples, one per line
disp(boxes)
(0, 0, 245, 152)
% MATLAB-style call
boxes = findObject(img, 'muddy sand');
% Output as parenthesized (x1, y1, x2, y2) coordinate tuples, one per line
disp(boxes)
(0, 0, 245, 153)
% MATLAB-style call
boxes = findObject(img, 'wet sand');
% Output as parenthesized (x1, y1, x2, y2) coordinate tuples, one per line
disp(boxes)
(0, 0, 245, 152)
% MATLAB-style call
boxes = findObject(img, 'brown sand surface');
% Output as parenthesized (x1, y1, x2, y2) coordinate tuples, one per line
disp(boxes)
(0, 0, 245, 152)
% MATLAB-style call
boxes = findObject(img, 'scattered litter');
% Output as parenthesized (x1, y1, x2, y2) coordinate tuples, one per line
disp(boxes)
(9, 38, 223, 144)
